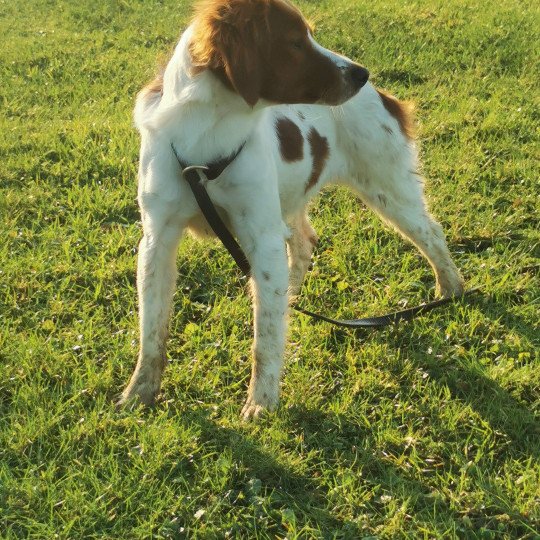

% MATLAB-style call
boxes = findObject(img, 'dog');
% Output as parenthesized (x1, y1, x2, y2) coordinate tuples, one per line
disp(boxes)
(119, 0, 464, 419)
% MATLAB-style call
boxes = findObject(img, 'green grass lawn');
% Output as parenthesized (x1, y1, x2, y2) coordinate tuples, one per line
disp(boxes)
(1, 0, 538, 537)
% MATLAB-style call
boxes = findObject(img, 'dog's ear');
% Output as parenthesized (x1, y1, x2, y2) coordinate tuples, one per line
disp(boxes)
(190, 0, 266, 107)
(217, 25, 263, 107)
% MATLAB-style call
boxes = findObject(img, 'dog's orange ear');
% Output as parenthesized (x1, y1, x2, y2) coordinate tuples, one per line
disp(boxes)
(190, 0, 266, 107)
(217, 26, 262, 107)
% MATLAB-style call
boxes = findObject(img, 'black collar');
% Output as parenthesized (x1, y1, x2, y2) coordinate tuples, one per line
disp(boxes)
(170, 142, 245, 180)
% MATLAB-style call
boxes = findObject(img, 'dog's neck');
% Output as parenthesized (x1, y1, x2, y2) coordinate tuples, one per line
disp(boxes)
(150, 25, 263, 165)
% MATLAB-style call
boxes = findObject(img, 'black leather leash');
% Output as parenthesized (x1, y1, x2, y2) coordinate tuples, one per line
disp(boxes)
(172, 142, 479, 329)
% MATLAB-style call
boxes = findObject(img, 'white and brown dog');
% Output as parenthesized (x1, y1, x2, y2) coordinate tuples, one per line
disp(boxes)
(119, 0, 464, 419)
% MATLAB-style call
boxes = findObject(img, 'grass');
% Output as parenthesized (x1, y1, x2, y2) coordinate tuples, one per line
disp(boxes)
(1, 0, 538, 537)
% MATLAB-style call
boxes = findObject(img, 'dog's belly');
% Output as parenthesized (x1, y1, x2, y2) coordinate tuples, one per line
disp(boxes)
(186, 207, 233, 240)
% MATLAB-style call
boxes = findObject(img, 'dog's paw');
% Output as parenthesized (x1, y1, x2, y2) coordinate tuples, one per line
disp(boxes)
(116, 381, 158, 409)
(241, 390, 279, 421)
(437, 277, 465, 299)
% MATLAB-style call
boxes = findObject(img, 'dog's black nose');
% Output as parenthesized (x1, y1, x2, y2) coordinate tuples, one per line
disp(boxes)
(349, 66, 369, 88)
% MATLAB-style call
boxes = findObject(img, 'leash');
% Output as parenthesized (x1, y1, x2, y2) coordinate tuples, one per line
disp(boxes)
(172, 143, 479, 329)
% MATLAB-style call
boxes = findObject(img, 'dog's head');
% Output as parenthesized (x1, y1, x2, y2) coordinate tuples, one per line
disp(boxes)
(190, 0, 369, 107)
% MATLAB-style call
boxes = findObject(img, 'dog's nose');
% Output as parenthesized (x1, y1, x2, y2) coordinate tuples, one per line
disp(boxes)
(349, 65, 369, 88)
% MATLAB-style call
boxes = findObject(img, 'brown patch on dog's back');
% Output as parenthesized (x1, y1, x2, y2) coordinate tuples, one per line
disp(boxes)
(377, 89, 415, 140)
(305, 127, 329, 193)
(275, 117, 303, 162)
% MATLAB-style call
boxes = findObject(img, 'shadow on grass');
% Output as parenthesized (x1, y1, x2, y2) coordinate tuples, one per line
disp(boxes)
(406, 293, 539, 455)
(281, 404, 538, 537)
(168, 406, 362, 538)
(124, 233, 538, 535)
(333, 289, 539, 457)
(170, 401, 536, 537)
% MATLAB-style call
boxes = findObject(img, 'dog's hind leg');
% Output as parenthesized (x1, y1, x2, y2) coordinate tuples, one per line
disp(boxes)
(287, 211, 318, 298)
(350, 168, 464, 298)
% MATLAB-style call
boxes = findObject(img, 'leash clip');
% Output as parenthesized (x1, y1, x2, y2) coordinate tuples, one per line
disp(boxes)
(182, 165, 210, 185)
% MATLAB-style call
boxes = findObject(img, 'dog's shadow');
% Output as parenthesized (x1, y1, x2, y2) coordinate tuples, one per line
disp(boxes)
(171, 378, 537, 537)
(156, 252, 538, 534)
(381, 292, 539, 455)
(164, 406, 363, 537)
(165, 346, 538, 536)
(281, 390, 537, 534)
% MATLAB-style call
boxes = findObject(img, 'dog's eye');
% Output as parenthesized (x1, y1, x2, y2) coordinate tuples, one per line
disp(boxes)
(291, 39, 303, 50)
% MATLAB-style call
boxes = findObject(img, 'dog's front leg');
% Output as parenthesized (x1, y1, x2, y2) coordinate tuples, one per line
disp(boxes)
(240, 230, 289, 420)
(119, 193, 187, 408)
(217, 180, 290, 420)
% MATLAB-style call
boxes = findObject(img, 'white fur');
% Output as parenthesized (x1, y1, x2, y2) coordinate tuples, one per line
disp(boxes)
(120, 22, 464, 419)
